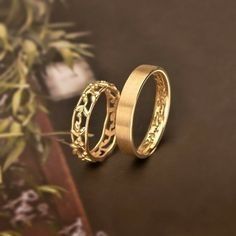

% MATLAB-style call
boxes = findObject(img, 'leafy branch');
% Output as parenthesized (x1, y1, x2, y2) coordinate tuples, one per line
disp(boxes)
(0, 0, 92, 180)
(0, 231, 21, 236)
(0, 0, 92, 234)
(0, 163, 67, 235)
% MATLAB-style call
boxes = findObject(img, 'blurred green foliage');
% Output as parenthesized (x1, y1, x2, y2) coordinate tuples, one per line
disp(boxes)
(0, 1, 91, 234)
(0, 0, 92, 179)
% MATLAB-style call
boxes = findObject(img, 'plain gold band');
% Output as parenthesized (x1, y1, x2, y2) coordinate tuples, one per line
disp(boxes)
(116, 65, 171, 158)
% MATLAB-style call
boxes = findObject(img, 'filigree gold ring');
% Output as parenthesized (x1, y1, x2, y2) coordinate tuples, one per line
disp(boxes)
(116, 65, 171, 158)
(71, 81, 120, 162)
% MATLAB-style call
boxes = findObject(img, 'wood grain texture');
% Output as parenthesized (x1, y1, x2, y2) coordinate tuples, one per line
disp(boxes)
(36, 112, 93, 235)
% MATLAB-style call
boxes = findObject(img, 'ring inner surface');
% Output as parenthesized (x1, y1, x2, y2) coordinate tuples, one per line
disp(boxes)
(90, 86, 118, 159)
(136, 71, 169, 156)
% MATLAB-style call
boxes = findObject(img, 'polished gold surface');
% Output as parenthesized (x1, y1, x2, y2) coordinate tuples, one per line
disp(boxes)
(116, 65, 171, 158)
(71, 81, 120, 162)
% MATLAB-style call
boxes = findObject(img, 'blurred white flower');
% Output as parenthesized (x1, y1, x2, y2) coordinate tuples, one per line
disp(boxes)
(59, 218, 86, 236)
(3, 189, 50, 227)
(45, 59, 95, 101)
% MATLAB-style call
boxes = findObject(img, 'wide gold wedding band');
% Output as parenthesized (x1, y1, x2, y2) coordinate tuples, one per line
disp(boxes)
(116, 65, 171, 158)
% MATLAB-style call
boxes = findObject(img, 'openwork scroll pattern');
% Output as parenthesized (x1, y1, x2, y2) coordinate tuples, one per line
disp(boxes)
(138, 73, 169, 155)
(71, 81, 119, 162)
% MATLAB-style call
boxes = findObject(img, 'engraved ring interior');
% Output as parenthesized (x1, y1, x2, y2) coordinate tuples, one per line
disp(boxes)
(116, 65, 171, 158)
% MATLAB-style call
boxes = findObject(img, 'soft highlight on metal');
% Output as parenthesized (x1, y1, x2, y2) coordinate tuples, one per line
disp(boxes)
(71, 81, 120, 162)
(115, 65, 171, 158)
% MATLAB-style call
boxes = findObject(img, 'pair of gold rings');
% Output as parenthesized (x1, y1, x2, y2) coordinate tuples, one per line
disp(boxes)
(71, 65, 171, 162)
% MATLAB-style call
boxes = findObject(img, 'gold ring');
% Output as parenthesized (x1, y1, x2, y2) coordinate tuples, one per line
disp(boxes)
(71, 81, 120, 162)
(116, 65, 171, 158)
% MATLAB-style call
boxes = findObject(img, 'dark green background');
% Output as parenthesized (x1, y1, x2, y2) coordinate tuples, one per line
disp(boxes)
(51, 1, 236, 235)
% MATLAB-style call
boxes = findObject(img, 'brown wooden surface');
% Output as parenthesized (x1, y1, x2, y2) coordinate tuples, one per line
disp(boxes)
(36, 112, 93, 235)
(51, 0, 236, 235)
(22, 223, 57, 236)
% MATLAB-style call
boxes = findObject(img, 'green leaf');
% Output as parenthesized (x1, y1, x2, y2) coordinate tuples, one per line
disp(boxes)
(37, 185, 67, 198)
(49, 40, 76, 50)
(59, 48, 74, 68)
(3, 139, 26, 172)
(78, 43, 93, 49)
(38, 104, 49, 114)
(40, 139, 51, 163)
(65, 31, 91, 39)
(22, 93, 36, 126)
(0, 231, 21, 236)
(22, 39, 38, 67)
(0, 133, 23, 139)
(12, 89, 23, 115)
(34, 1, 47, 19)
(0, 82, 29, 89)
(0, 23, 8, 47)
(19, 4, 33, 33)
(76, 47, 94, 57)
(0, 62, 17, 82)
(10, 121, 22, 133)
(47, 30, 66, 40)
(0, 23, 11, 60)
(48, 22, 75, 29)
(0, 119, 11, 133)
(0, 51, 7, 61)
(6, 0, 21, 24)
